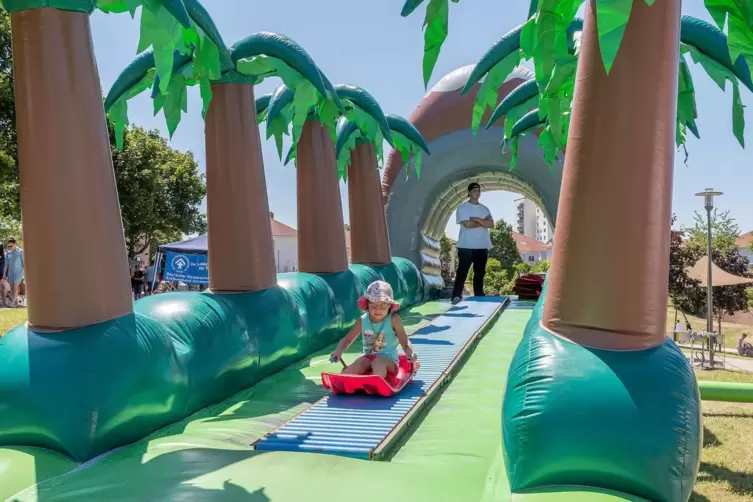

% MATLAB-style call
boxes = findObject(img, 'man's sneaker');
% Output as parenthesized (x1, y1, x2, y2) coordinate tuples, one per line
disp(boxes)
(451, 297, 462, 305)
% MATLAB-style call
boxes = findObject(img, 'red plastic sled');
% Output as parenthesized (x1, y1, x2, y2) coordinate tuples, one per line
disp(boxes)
(321, 355, 420, 397)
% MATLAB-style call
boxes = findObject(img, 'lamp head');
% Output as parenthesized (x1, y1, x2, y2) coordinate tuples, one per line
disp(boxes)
(694, 188, 723, 211)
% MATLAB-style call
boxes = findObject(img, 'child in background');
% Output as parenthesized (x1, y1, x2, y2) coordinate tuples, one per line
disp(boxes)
(331, 280, 416, 378)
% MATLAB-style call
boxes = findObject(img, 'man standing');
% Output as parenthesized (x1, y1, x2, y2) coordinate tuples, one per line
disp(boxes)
(451, 182, 494, 304)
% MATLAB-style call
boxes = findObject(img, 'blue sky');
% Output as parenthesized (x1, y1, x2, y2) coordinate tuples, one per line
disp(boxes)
(90, 0, 753, 242)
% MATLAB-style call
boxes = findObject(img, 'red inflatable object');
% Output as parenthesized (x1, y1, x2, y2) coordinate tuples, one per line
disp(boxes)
(514, 273, 545, 300)
(321, 355, 420, 397)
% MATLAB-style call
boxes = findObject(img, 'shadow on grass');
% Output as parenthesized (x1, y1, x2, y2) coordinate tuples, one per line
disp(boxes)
(689, 491, 711, 502)
(702, 426, 720, 447)
(693, 461, 753, 500)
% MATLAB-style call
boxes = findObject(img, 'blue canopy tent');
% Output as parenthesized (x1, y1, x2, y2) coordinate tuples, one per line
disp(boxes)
(154, 234, 209, 290)
(159, 234, 208, 254)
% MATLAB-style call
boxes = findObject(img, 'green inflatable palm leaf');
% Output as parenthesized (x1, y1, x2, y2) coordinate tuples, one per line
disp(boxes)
(402, 0, 460, 88)
(335, 114, 429, 182)
(683, 42, 746, 147)
(105, 25, 329, 149)
(595, 0, 632, 74)
(264, 82, 393, 169)
(471, 51, 522, 135)
(103, 1, 227, 145)
(401, 1, 753, 163)
(706, 0, 753, 73)
(677, 56, 700, 147)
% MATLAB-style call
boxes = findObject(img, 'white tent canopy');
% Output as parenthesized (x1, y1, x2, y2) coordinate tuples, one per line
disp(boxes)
(685, 255, 753, 287)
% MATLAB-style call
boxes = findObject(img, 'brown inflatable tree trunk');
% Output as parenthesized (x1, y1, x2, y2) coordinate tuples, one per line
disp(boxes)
(205, 83, 277, 291)
(347, 142, 391, 265)
(12, 9, 133, 330)
(296, 120, 349, 273)
(542, 0, 680, 350)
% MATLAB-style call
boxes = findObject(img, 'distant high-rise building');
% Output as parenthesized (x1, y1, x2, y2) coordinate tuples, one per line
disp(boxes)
(514, 197, 552, 243)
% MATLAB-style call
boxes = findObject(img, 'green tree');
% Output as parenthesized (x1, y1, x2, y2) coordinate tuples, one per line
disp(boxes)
(531, 259, 550, 273)
(439, 234, 453, 285)
(707, 249, 751, 332)
(0, 214, 21, 247)
(489, 219, 522, 271)
(514, 262, 531, 278)
(485, 258, 514, 296)
(746, 287, 753, 309)
(0, 11, 19, 220)
(108, 125, 206, 259)
(669, 214, 751, 331)
(668, 215, 701, 313)
(686, 209, 740, 255)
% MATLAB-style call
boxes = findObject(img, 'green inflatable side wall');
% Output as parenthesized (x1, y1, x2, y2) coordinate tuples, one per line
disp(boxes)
(502, 280, 702, 502)
(0, 259, 425, 463)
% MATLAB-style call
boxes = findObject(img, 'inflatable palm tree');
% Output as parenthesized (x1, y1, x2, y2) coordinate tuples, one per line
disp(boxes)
(335, 114, 429, 265)
(0, 0, 209, 330)
(105, 1, 351, 288)
(401, 0, 753, 500)
(264, 83, 405, 272)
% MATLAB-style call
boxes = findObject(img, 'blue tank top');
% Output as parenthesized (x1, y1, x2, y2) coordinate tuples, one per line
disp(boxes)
(361, 313, 399, 363)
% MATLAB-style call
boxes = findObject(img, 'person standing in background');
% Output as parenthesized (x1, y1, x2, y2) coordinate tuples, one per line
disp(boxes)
(131, 265, 146, 301)
(451, 182, 494, 305)
(0, 241, 6, 307)
(146, 261, 156, 295)
(674, 319, 683, 342)
(4, 239, 24, 308)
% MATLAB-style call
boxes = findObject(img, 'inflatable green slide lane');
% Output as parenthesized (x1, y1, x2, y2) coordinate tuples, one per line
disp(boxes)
(502, 279, 703, 502)
(0, 258, 426, 498)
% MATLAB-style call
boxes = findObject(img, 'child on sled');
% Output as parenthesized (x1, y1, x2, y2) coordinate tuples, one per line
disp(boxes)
(331, 280, 416, 378)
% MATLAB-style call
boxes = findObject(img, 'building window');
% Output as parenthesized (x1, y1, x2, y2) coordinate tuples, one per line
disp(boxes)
(528, 256, 535, 263)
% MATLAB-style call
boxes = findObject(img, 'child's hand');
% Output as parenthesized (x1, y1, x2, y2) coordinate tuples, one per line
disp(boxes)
(406, 350, 417, 363)
(329, 352, 341, 363)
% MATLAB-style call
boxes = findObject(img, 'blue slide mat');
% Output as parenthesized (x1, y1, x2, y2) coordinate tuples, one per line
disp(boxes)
(252, 296, 508, 460)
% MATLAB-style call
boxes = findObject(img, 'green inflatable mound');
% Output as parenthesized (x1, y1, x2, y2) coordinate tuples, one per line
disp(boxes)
(0, 259, 425, 464)
(502, 283, 702, 501)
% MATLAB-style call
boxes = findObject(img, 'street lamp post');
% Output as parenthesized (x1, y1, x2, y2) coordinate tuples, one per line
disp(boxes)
(695, 188, 722, 368)
(694, 189, 723, 332)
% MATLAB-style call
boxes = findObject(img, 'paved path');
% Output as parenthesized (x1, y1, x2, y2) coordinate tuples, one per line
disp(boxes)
(722, 355, 753, 372)
(680, 346, 753, 372)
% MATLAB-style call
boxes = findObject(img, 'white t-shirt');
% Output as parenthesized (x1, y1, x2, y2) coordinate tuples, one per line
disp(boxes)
(456, 201, 493, 249)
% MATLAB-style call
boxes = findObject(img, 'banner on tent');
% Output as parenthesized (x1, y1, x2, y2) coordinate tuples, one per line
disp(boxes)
(163, 251, 208, 285)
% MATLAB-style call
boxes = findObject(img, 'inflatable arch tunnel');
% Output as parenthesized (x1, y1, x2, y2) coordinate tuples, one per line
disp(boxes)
(382, 66, 563, 280)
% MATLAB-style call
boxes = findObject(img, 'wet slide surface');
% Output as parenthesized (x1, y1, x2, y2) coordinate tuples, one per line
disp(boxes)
(9, 300, 534, 502)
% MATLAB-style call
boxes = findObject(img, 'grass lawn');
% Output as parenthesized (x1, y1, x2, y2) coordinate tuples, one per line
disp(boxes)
(667, 304, 752, 350)
(0, 307, 27, 337)
(692, 370, 753, 502)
